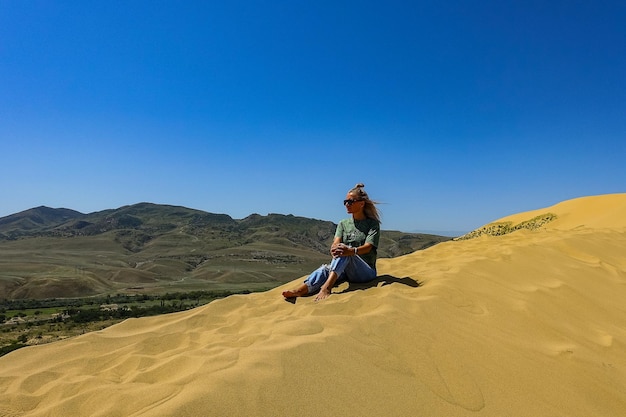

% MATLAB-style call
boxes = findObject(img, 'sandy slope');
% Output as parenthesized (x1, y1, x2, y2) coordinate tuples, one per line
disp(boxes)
(1, 193, 625, 417)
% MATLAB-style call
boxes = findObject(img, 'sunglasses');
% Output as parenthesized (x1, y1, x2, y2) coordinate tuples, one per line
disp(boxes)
(343, 199, 363, 206)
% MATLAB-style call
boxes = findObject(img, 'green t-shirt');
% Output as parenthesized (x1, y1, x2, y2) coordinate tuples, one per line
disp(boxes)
(334, 217, 380, 269)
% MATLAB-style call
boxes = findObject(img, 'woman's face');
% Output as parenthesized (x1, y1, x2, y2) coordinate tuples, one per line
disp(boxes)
(344, 192, 364, 214)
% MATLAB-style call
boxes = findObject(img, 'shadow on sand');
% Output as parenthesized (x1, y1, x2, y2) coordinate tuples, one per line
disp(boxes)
(338, 274, 422, 294)
(284, 274, 421, 304)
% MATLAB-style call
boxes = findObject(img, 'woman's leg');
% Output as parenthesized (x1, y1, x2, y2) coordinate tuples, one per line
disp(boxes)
(343, 255, 377, 283)
(316, 256, 376, 301)
(283, 256, 376, 300)
(327, 255, 376, 283)
(282, 264, 331, 298)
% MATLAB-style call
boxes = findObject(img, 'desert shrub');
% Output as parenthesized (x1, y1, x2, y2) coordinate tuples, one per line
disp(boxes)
(456, 213, 557, 240)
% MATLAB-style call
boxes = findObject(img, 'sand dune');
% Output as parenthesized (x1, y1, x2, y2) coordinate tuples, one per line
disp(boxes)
(1, 193, 626, 416)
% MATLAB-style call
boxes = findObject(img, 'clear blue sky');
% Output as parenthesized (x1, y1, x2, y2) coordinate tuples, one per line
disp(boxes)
(1, 1, 624, 233)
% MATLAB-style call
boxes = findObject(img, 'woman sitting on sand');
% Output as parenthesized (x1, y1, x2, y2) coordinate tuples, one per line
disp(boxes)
(282, 183, 381, 301)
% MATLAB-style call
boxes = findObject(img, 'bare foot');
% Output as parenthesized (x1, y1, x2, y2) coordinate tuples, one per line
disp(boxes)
(282, 285, 307, 298)
(315, 288, 331, 302)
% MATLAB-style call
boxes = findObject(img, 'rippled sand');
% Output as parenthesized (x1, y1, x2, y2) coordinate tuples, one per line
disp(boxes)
(1, 194, 625, 417)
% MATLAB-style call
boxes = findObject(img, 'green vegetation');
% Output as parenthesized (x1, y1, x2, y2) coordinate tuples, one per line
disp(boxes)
(455, 213, 557, 240)
(0, 289, 261, 357)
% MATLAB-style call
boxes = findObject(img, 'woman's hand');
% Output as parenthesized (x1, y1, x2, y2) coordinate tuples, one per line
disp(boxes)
(331, 243, 353, 258)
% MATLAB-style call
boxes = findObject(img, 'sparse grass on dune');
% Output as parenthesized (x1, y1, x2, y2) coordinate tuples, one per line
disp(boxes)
(455, 213, 558, 240)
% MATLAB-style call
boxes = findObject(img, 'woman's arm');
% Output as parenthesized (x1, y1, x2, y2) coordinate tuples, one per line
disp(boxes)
(331, 241, 374, 257)
(330, 237, 342, 257)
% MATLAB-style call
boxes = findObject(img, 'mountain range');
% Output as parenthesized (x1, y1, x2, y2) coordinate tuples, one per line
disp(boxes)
(0, 203, 450, 299)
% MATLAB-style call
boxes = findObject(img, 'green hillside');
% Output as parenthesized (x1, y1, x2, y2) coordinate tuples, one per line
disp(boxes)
(0, 203, 450, 299)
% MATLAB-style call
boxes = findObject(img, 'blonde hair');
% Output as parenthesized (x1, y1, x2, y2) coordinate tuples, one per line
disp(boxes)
(349, 183, 381, 223)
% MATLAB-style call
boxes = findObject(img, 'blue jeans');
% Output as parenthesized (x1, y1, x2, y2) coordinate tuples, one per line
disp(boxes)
(303, 255, 377, 294)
